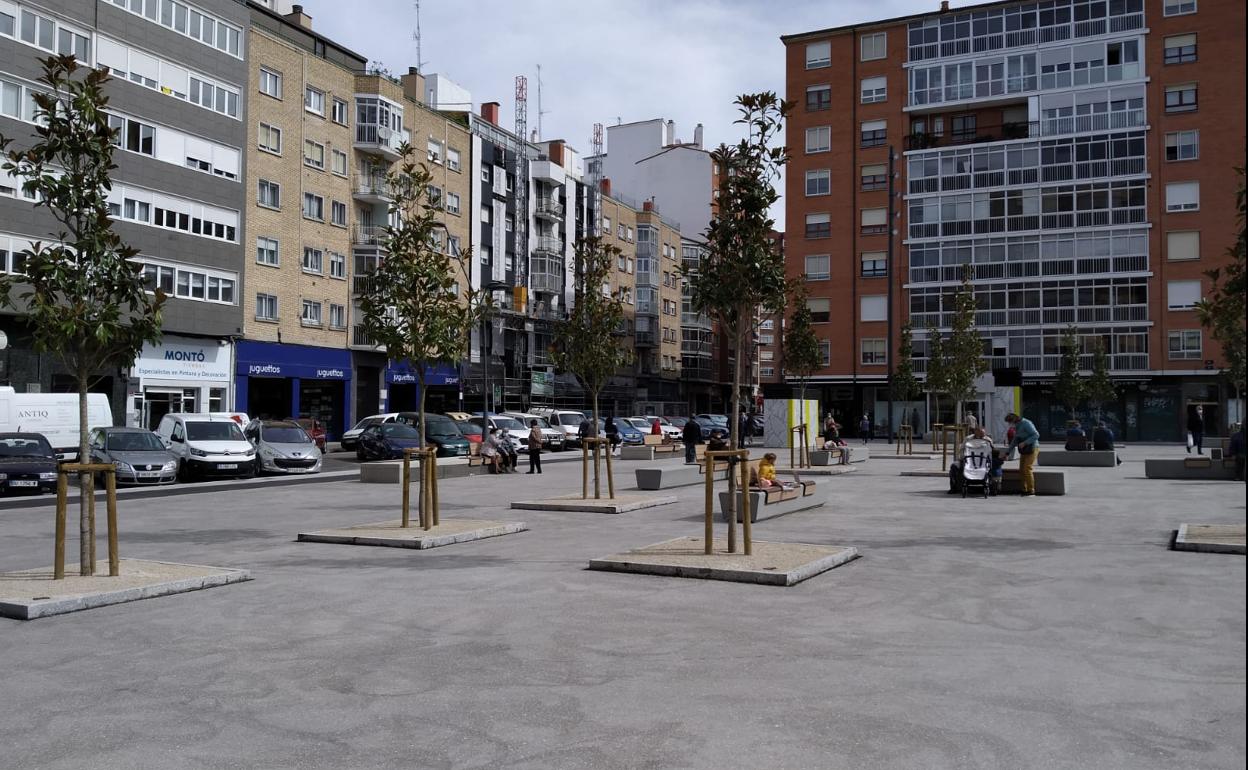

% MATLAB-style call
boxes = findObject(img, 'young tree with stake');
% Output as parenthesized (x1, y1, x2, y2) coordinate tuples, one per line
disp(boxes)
(0, 57, 165, 577)
(1053, 326, 1085, 423)
(783, 289, 821, 466)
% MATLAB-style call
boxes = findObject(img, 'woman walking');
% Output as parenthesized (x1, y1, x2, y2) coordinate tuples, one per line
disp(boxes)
(526, 420, 543, 474)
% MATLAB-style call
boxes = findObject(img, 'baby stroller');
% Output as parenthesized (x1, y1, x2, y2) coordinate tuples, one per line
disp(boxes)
(960, 438, 995, 498)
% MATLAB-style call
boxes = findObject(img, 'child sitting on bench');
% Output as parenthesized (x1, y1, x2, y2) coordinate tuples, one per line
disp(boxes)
(757, 453, 779, 488)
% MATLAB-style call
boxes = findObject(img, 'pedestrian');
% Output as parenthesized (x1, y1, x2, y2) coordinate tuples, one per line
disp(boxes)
(526, 419, 543, 474)
(964, 412, 978, 432)
(501, 429, 522, 473)
(859, 414, 871, 444)
(1004, 412, 1040, 496)
(682, 416, 703, 464)
(1187, 405, 1205, 455)
(651, 418, 662, 436)
(1228, 423, 1245, 481)
(604, 417, 620, 456)
(739, 411, 751, 447)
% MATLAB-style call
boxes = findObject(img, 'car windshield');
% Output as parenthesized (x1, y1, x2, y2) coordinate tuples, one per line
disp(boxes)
(351, 417, 383, 431)
(106, 432, 165, 451)
(424, 418, 462, 438)
(667, 417, 688, 427)
(0, 436, 54, 458)
(533, 418, 552, 429)
(492, 417, 523, 431)
(186, 422, 245, 442)
(262, 426, 311, 444)
(626, 419, 649, 429)
(380, 424, 420, 439)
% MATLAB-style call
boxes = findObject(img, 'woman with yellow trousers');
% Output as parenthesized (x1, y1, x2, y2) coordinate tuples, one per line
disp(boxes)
(1005, 412, 1040, 496)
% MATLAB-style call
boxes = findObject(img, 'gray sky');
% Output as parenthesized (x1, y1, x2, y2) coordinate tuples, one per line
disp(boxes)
(305, 0, 933, 228)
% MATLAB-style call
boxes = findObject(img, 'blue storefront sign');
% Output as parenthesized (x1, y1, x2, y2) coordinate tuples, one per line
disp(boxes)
(234, 341, 352, 438)
(385, 360, 460, 387)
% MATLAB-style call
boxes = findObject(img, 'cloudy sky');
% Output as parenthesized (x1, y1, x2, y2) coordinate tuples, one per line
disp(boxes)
(303, 0, 934, 225)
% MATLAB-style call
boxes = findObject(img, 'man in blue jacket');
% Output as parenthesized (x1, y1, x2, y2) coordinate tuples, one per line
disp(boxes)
(1005, 412, 1040, 496)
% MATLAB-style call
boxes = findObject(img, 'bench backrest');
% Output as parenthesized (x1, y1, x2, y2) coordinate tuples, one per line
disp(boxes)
(643, 434, 664, 446)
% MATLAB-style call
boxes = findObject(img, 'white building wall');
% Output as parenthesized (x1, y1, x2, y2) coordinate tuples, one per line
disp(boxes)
(601, 119, 712, 240)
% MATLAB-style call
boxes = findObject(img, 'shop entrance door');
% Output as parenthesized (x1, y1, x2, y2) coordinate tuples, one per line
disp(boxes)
(143, 388, 195, 430)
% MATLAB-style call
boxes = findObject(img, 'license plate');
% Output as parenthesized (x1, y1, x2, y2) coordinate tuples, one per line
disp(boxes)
(10, 480, 38, 487)
(138, 471, 160, 478)
(217, 463, 238, 470)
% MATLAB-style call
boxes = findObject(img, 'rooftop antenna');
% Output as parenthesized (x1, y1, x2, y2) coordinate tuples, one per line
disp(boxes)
(536, 64, 551, 142)
(411, 0, 428, 73)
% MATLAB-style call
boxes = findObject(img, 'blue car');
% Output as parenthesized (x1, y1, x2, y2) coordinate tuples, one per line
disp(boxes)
(356, 422, 423, 462)
(597, 418, 644, 446)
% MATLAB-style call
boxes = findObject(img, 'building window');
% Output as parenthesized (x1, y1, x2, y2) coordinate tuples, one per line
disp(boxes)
(304, 86, 324, 115)
(1166, 231, 1200, 261)
(860, 75, 887, 103)
(807, 297, 830, 324)
(256, 293, 278, 321)
(301, 299, 322, 327)
(1163, 0, 1197, 16)
(861, 338, 887, 365)
(447, 147, 461, 172)
(1167, 279, 1201, 310)
(861, 207, 887, 234)
(331, 97, 348, 125)
(805, 41, 830, 69)
(331, 149, 348, 176)
(257, 179, 280, 209)
(302, 139, 324, 170)
(1164, 34, 1197, 64)
(860, 119, 886, 147)
(480, 205, 490, 224)
(804, 254, 830, 281)
(256, 236, 278, 266)
(258, 123, 281, 154)
(1165, 130, 1198, 161)
(805, 126, 830, 153)
(861, 32, 886, 61)
(805, 169, 831, 196)
(302, 247, 323, 274)
(330, 200, 347, 226)
(329, 251, 345, 278)
(860, 295, 887, 322)
(861, 251, 886, 277)
(806, 84, 831, 111)
(1168, 330, 1201, 359)
(1165, 181, 1199, 212)
(861, 163, 887, 191)
(329, 303, 346, 329)
(259, 68, 281, 99)
(950, 114, 977, 141)
(819, 340, 831, 366)
(1165, 83, 1197, 113)
(805, 213, 830, 239)
(427, 139, 443, 163)
(445, 191, 461, 215)
(302, 192, 324, 221)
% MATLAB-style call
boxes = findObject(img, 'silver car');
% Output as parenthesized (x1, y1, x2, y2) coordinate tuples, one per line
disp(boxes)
(89, 427, 178, 485)
(244, 419, 323, 474)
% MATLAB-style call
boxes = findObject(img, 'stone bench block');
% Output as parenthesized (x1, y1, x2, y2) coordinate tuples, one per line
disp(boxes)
(1040, 450, 1117, 467)
(1144, 458, 1238, 481)
(717, 487, 825, 523)
(1000, 469, 1066, 495)
(634, 464, 728, 490)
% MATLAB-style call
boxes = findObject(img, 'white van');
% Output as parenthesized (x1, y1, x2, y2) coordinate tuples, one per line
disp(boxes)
(0, 386, 113, 459)
(155, 413, 256, 480)
(530, 408, 589, 447)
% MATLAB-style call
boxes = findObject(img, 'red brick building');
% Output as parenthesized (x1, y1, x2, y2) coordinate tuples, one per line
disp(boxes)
(783, 0, 1245, 441)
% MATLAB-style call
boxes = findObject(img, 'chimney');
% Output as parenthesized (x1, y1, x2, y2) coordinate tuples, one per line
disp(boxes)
(600, 178, 611, 197)
(693, 123, 704, 148)
(642, 200, 654, 212)
(481, 101, 500, 126)
(548, 141, 565, 167)
(284, 4, 313, 29)
(664, 120, 675, 146)
(940, 0, 950, 11)
(400, 68, 425, 104)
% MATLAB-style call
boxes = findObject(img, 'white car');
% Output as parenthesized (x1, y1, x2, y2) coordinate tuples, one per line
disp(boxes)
(155, 413, 256, 480)
(530, 408, 589, 447)
(471, 414, 529, 449)
(631, 416, 682, 441)
(341, 414, 397, 450)
(503, 412, 565, 450)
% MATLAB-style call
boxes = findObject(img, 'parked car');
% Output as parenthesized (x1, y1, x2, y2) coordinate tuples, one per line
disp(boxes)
(394, 413, 470, 457)
(595, 418, 644, 446)
(245, 420, 322, 475)
(444, 411, 474, 422)
(155, 414, 256, 481)
(695, 414, 730, 429)
(88, 427, 177, 486)
(341, 414, 394, 451)
(503, 412, 565, 450)
(450, 414, 484, 444)
(0, 432, 59, 495)
(631, 416, 682, 441)
(290, 417, 327, 451)
(356, 422, 424, 462)
(469, 414, 529, 449)
(692, 416, 729, 441)
(665, 416, 690, 429)
(0, 386, 112, 460)
(530, 408, 589, 447)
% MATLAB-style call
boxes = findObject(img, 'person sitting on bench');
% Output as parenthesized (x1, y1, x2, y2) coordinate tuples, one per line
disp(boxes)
(757, 453, 779, 488)
(1065, 421, 1087, 451)
(1092, 421, 1124, 465)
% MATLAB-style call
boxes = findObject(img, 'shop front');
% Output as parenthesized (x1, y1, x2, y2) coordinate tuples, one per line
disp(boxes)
(384, 361, 460, 414)
(235, 341, 351, 440)
(128, 335, 233, 430)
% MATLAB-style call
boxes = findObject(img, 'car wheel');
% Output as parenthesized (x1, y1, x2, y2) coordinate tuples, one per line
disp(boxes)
(240, 464, 256, 480)
(357, 449, 367, 463)
(254, 458, 264, 476)
(176, 461, 189, 483)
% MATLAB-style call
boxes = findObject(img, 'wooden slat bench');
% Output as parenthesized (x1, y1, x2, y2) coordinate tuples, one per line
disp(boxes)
(717, 460, 824, 523)
(620, 434, 683, 461)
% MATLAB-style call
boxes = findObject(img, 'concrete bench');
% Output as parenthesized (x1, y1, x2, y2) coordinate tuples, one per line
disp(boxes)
(1038, 450, 1117, 467)
(635, 464, 728, 490)
(718, 481, 824, 523)
(1144, 458, 1239, 481)
(644, 434, 681, 453)
(621, 437, 684, 461)
(1000, 468, 1066, 495)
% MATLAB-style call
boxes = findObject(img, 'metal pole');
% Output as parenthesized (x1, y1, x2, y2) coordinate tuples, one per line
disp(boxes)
(54, 472, 68, 580)
(401, 452, 411, 528)
(704, 452, 714, 555)
(105, 469, 119, 577)
(886, 144, 896, 445)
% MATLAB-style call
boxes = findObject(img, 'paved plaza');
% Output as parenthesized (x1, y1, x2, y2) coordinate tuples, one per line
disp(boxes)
(0, 446, 1243, 769)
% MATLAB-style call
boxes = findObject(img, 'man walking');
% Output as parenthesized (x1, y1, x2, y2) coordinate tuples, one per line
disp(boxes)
(683, 417, 703, 464)
(526, 419, 543, 474)
(1005, 412, 1040, 496)
(1187, 405, 1205, 455)
(859, 414, 871, 444)
(739, 411, 750, 448)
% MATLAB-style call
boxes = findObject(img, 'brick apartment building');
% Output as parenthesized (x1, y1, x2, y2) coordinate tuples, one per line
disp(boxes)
(783, 0, 1245, 441)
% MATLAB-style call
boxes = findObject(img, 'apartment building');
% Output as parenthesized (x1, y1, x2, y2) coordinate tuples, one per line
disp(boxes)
(0, 0, 248, 428)
(783, 0, 1245, 441)
(597, 188, 640, 415)
(635, 204, 684, 412)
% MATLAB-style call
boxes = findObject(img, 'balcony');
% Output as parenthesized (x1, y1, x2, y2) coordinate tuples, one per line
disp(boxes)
(352, 275, 375, 296)
(905, 111, 1146, 154)
(534, 237, 562, 257)
(351, 225, 387, 247)
(530, 159, 563, 184)
(354, 123, 405, 161)
(535, 198, 564, 221)
(353, 174, 394, 206)
(351, 325, 384, 350)
(682, 356, 715, 382)
(530, 268, 561, 295)
(635, 328, 657, 348)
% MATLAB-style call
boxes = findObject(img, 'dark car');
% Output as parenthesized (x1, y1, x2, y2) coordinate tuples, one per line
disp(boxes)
(692, 416, 729, 441)
(357, 423, 424, 462)
(665, 416, 690, 429)
(0, 433, 59, 495)
(395, 413, 470, 457)
(290, 417, 327, 451)
(89, 427, 177, 485)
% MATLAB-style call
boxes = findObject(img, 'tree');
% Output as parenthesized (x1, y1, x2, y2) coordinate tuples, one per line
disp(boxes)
(0, 56, 164, 576)
(940, 264, 988, 424)
(924, 323, 948, 424)
(1084, 337, 1117, 421)
(684, 92, 792, 542)
(783, 288, 820, 463)
(1053, 325, 1085, 421)
(891, 320, 920, 427)
(357, 142, 482, 524)
(551, 236, 633, 499)
(1197, 167, 1246, 419)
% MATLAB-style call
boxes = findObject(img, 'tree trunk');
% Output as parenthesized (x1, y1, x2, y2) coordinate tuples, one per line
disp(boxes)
(591, 391, 601, 500)
(798, 382, 808, 468)
(77, 367, 93, 576)
(417, 375, 430, 527)
(726, 320, 744, 553)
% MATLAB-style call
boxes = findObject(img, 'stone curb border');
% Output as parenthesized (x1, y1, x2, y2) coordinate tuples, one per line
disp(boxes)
(1172, 524, 1247, 555)
(587, 538, 861, 586)
(509, 496, 677, 514)
(297, 522, 528, 549)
